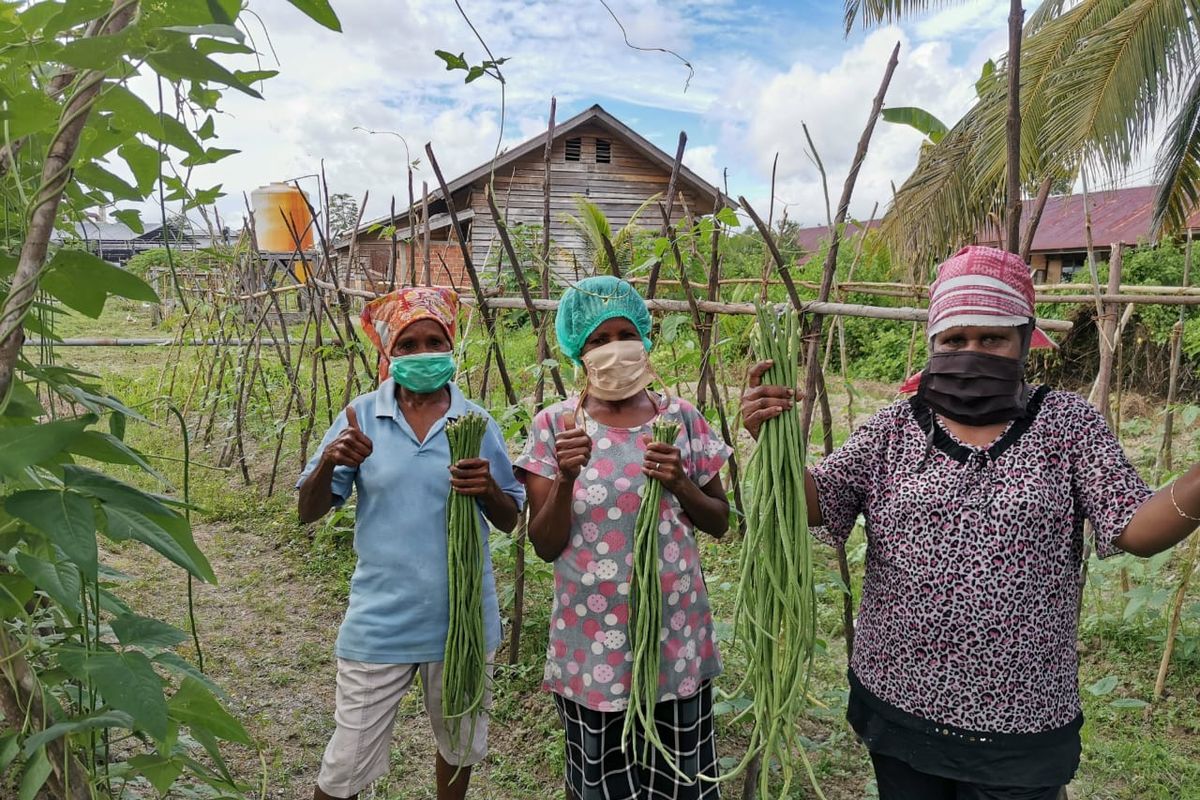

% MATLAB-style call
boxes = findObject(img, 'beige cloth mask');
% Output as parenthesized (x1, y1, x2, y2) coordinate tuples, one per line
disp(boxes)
(581, 340, 655, 401)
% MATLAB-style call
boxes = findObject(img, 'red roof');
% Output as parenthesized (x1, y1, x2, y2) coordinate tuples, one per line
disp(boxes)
(1019, 185, 1200, 252)
(789, 185, 1200, 256)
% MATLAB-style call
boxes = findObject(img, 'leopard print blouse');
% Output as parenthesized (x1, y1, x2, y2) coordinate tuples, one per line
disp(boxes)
(810, 386, 1153, 734)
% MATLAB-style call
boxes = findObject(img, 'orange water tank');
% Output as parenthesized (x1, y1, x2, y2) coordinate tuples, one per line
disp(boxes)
(251, 182, 314, 254)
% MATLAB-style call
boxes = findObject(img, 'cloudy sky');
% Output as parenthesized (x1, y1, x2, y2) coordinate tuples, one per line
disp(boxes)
(168, 0, 1061, 230)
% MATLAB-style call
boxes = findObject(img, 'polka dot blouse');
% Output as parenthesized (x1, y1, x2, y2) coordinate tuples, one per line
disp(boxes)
(515, 396, 732, 711)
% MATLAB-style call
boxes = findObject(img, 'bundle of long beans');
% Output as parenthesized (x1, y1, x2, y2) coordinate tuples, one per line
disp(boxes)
(443, 413, 489, 747)
(622, 420, 689, 776)
(723, 305, 823, 798)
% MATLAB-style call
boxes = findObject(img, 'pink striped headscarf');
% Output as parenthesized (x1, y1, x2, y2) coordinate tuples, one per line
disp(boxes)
(899, 246, 1054, 393)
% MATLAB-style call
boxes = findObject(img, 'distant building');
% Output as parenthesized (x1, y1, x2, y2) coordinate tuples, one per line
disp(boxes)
(338, 104, 732, 288)
(791, 185, 1200, 282)
(49, 211, 232, 264)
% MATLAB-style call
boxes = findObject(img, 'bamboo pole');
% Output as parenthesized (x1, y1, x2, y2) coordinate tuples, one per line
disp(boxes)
(425, 143, 518, 407)
(646, 131, 687, 299)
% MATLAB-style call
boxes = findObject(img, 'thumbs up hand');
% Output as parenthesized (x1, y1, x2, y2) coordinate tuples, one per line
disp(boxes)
(323, 405, 374, 467)
(554, 411, 593, 483)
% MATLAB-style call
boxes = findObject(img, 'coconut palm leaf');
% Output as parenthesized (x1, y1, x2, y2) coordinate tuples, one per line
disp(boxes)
(1040, 0, 1196, 179)
(1153, 68, 1200, 235)
(879, 0, 1200, 264)
(842, 0, 962, 33)
(561, 194, 661, 275)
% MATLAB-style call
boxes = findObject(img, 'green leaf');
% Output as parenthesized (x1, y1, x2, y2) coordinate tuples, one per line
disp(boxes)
(284, 0, 342, 32)
(113, 208, 144, 235)
(118, 139, 162, 193)
(100, 85, 204, 156)
(715, 207, 739, 228)
(101, 505, 216, 583)
(19, 746, 51, 800)
(881, 106, 949, 145)
(0, 415, 91, 477)
(112, 614, 188, 650)
(161, 23, 245, 42)
(195, 36, 254, 56)
(197, 114, 216, 140)
(1109, 698, 1149, 710)
(0, 90, 60, 139)
(153, 651, 226, 698)
(188, 81, 221, 110)
(147, 42, 262, 98)
(181, 146, 239, 167)
(0, 732, 19, 775)
(169, 678, 251, 744)
(68, 430, 164, 480)
(14, 552, 83, 615)
(233, 69, 278, 85)
(41, 248, 159, 317)
(57, 649, 169, 741)
(1087, 675, 1119, 696)
(0, 573, 35, 618)
(21, 711, 134, 756)
(3, 379, 45, 418)
(128, 753, 184, 795)
(65, 465, 174, 518)
(74, 162, 141, 201)
(7, 490, 98, 579)
(45, 0, 127, 37)
(189, 184, 224, 206)
(435, 49, 468, 71)
(464, 65, 486, 83)
(56, 30, 135, 70)
(108, 410, 127, 440)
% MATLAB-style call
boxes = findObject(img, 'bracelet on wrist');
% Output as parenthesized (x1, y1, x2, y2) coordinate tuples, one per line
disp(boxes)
(1169, 480, 1200, 523)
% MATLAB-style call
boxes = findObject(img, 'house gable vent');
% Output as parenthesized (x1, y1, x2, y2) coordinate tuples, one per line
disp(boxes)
(565, 137, 582, 161)
(595, 138, 611, 163)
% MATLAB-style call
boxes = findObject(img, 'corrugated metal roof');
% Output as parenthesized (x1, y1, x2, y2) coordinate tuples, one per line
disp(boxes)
(789, 185, 1200, 256)
(1020, 185, 1200, 252)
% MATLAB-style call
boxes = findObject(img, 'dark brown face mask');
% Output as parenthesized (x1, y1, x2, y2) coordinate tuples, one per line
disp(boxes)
(917, 350, 1028, 426)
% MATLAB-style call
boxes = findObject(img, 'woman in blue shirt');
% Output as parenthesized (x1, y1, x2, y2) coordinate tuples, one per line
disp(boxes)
(297, 287, 525, 800)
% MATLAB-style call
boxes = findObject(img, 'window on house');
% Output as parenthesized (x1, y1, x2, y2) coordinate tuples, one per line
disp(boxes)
(595, 138, 611, 163)
(565, 137, 582, 161)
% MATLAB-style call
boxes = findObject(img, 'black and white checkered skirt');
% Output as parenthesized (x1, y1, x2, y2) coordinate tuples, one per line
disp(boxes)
(553, 682, 722, 800)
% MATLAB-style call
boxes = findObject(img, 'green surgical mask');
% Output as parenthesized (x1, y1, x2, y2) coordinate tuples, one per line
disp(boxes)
(390, 352, 456, 393)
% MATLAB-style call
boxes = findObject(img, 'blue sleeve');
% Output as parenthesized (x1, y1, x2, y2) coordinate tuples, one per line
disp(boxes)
(296, 408, 357, 506)
(482, 416, 526, 511)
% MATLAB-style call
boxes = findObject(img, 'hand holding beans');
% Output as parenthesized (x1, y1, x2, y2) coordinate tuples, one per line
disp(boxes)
(449, 458, 497, 497)
(642, 441, 688, 494)
(740, 360, 798, 441)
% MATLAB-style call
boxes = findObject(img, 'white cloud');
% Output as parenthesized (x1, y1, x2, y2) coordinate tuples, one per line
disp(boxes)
(719, 28, 982, 226)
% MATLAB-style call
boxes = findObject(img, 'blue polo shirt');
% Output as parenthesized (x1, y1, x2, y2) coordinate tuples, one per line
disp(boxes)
(297, 380, 525, 663)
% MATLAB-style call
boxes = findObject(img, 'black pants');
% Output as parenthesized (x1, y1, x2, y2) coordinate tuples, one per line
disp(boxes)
(872, 753, 1066, 800)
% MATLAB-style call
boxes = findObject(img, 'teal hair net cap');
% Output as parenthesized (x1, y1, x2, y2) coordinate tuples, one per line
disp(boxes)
(555, 276, 652, 364)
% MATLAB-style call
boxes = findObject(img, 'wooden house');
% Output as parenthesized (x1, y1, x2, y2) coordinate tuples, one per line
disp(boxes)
(337, 104, 731, 288)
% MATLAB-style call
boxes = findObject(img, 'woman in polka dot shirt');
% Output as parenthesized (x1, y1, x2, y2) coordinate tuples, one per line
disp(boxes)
(515, 277, 733, 799)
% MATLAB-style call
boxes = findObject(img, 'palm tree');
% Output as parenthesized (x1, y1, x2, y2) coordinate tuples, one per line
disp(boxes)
(847, 0, 1200, 267)
(561, 194, 660, 276)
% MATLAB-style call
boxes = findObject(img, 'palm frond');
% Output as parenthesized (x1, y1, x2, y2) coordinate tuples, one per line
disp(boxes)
(1040, 0, 1196, 179)
(881, 0, 1199, 265)
(1153, 68, 1200, 236)
(841, 0, 961, 34)
(561, 195, 614, 272)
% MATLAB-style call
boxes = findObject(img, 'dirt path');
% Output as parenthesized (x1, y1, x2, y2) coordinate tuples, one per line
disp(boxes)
(104, 522, 562, 799)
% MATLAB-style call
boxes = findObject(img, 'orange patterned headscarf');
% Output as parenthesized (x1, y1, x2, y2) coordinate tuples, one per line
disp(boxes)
(360, 287, 459, 381)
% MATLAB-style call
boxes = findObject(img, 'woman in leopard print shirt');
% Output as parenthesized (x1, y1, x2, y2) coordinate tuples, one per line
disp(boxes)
(740, 246, 1200, 799)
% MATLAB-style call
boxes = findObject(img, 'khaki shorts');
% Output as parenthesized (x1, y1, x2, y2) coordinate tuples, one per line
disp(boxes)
(316, 656, 494, 798)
